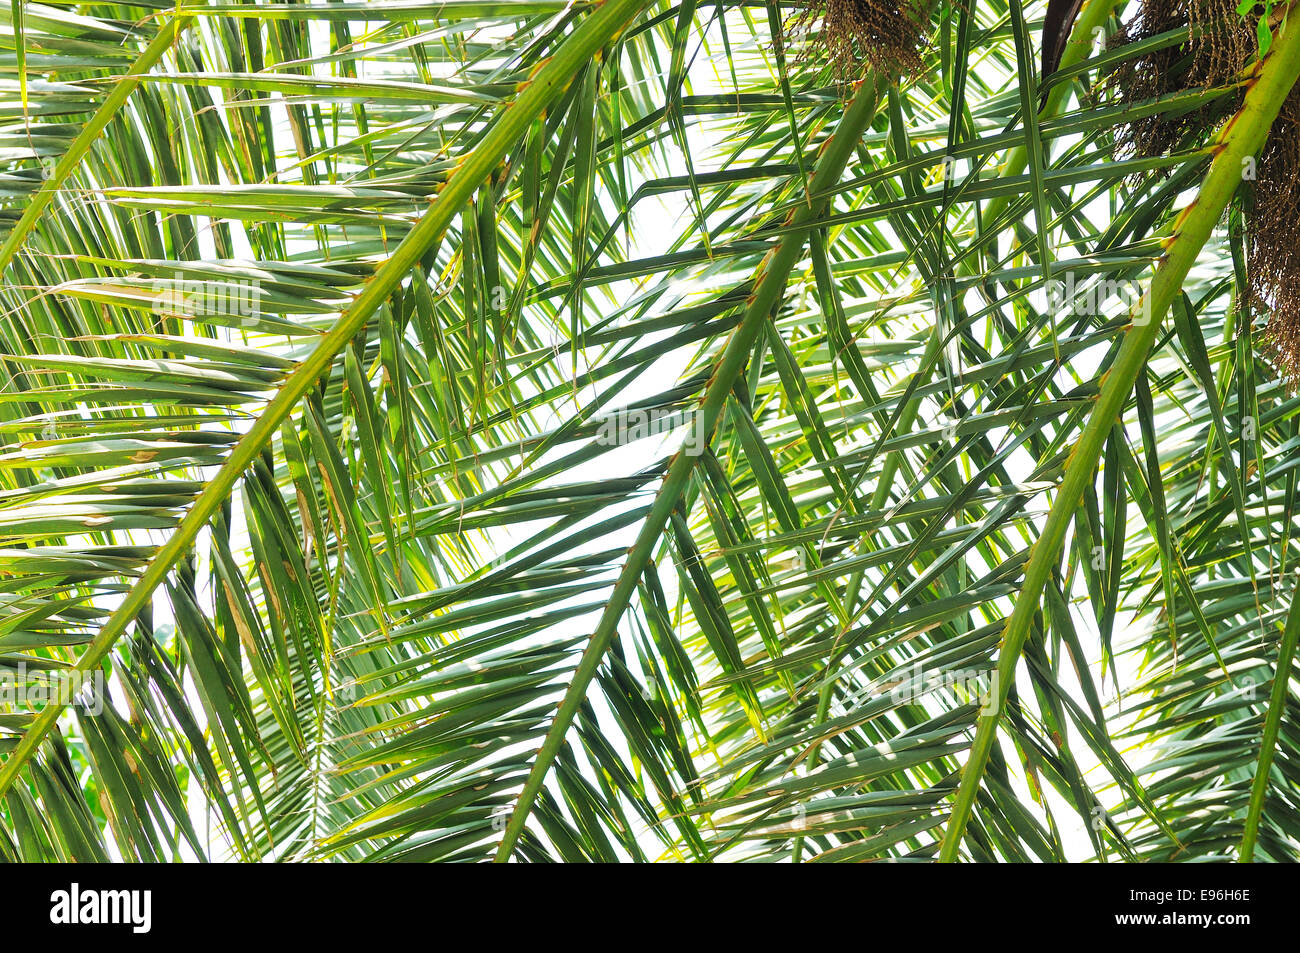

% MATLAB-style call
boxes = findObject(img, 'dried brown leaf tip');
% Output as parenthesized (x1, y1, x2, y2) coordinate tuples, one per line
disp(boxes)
(784, 0, 933, 83)
(1042, 0, 1086, 81)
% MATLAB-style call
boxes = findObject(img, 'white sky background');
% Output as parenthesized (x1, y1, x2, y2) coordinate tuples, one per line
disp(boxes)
(63, 2, 1240, 862)
(465, 7, 1173, 860)
(560, 8, 1161, 861)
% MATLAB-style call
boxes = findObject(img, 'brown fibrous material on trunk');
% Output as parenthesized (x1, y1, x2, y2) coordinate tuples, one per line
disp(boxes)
(785, 0, 931, 82)
(1105, 0, 1300, 379)
(1252, 87, 1300, 380)
(1104, 0, 1255, 160)
(1187, 0, 1256, 87)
